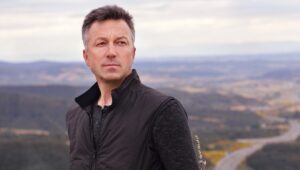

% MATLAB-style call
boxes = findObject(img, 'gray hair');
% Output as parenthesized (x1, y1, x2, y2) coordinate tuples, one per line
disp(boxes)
(82, 5, 135, 47)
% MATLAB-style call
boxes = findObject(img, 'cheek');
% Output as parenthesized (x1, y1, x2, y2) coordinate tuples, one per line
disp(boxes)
(90, 50, 105, 62)
(125, 49, 135, 61)
(124, 54, 134, 65)
(90, 47, 105, 56)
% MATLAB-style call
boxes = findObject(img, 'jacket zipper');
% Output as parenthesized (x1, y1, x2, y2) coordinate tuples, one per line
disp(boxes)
(88, 106, 97, 170)
(90, 106, 105, 170)
(91, 151, 96, 170)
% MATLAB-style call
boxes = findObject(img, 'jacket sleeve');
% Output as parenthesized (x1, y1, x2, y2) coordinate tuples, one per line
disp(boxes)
(152, 99, 200, 170)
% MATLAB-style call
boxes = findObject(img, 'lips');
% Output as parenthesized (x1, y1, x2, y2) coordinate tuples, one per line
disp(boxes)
(102, 63, 120, 67)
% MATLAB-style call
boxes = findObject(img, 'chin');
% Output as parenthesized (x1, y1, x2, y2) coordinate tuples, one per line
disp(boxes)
(101, 72, 124, 82)
(95, 68, 131, 83)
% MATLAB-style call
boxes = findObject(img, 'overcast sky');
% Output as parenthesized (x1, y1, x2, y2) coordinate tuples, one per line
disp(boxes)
(0, 0, 299, 62)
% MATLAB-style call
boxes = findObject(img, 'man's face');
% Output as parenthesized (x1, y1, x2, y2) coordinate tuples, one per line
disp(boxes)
(83, 19, 135, 84)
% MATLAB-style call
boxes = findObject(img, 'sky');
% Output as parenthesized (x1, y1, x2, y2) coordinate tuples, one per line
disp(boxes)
(0, 0, 300, 62)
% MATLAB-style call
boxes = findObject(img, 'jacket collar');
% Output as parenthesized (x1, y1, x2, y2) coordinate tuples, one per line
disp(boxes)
(75, 69, 140, 109)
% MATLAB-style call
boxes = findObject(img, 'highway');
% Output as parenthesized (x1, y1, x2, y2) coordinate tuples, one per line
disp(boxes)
(214, 119, 300, 170)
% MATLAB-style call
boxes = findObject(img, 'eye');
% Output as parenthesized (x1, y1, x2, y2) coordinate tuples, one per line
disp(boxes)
(116, 40, 127, 46)
(96, 41, 106, 47)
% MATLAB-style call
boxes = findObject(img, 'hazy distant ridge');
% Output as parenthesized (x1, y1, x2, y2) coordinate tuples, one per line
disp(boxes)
(0, 53, 300, 86)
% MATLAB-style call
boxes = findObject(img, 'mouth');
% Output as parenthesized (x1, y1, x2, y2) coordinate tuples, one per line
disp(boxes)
(102, 63, 120, 67)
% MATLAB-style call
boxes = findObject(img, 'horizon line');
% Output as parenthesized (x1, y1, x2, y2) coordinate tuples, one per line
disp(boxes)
(0, 51, 299, 64)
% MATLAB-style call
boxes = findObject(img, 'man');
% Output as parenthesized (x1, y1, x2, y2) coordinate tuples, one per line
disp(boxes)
(66, 5, 200, 170)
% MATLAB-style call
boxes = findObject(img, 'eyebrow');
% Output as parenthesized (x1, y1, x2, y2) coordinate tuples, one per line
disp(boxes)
(94, 36, 129, 41)
(115, 36, 129, 41)
(94, 37, 107, 41)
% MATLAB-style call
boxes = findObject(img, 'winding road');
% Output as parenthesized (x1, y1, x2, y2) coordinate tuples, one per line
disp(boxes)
(214, 119, 300, 170)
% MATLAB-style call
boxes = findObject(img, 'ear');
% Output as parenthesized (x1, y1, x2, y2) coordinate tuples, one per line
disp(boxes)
(83, 49, 90, 67)
(133, 47, 136, 60)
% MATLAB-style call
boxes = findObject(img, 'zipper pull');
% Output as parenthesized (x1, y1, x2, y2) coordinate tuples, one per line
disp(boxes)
(194, 135, 206, 170)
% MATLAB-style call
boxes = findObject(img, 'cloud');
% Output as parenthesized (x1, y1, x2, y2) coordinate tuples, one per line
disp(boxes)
(0, 0, 300, 61)
(231, 0, 300, 17)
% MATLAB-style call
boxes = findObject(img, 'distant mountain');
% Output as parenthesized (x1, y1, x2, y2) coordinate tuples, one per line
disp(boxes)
(0, 53, 299, 86)
(260, 69, 300, 80)
(0, 61, 92, 85)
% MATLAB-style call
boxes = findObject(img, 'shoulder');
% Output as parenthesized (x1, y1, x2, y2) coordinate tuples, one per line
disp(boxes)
(148, 92, 188, 136)
(134, 83, 173, 104)
(137, 84, 168, 98)
(155, 98, 188, 122)
(135, 83, 187, 115)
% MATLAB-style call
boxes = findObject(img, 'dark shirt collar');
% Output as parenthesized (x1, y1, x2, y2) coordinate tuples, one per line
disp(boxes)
(75, 69, 140, 109)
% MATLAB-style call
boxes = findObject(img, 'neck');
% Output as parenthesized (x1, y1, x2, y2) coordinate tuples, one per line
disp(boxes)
(97, 81, 119, 108)
(96, 70, 133, 107)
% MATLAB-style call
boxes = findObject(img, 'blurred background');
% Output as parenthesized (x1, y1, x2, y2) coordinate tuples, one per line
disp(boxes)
(1, 0, 300, 170)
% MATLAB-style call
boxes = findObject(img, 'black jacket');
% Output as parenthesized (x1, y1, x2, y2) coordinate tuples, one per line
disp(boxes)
(66, 70, 199, 170)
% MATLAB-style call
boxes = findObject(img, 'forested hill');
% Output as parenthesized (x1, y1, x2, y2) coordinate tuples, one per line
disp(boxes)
(0, 85, 260, 135)
(0, 86, 80, 134)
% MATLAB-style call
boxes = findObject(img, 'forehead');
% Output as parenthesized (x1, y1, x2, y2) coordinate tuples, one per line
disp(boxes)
(87, 19, 132, 39)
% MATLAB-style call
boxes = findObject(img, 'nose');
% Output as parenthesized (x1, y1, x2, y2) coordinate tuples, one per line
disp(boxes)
(106, 44, 117, 59)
